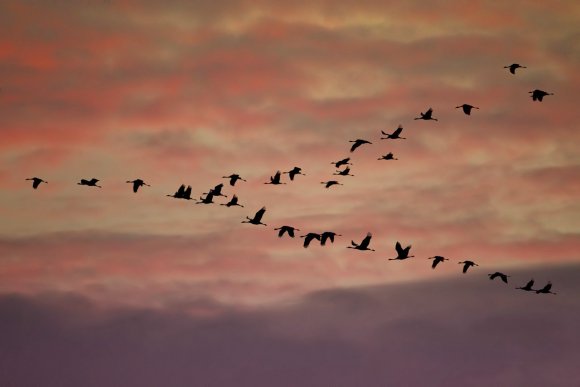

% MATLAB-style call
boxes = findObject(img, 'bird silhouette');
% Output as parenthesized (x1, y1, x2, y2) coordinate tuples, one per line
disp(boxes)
(331, 158, 352, 168)
(388, 242, 414, 260)
(223, 174, 246, 186)
(265, 171, 286, 185)
(456, 104, 479, 115)
(333, 167, 354, 176)
(516, 279, 535, 292)
(347, 232, 375, 251)
(196, 191, 215, 204)
(488, 272, 510, 283)
(349, 139, 372, 152)
(535, 281, 557, 295)
(428, 255, 448, 269)
(415, 108, 438, 121)
(283, 167, 305, 181)
(221, 194, 243, 207)
(504, 63, 526, 74)
(529, 89, 553, 102)
(458, 260, 478, 273)
(242, 207, 267, 226)
(378, 152, 398, 161)
(381, 125, 406, 140)
(78, 178, 101, 188)
(206, 183, 227, 197)
(126, 179, 150, 193)
(274, 225, 300, 238)
(167, 184, 192, 200)
(320, 231, 341, 246)
(301, 232, 321, 248)
(321, 180, 343, 188)
(26, 177, 47, 189)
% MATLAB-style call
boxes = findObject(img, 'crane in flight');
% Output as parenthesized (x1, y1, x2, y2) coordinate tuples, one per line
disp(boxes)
(301, 232, 321, 248)
(516, 279, 535, 292)
(321, 180, 343, 188)
(456, 104, 479, 115)
(283, 167, 305, 181)
(388, 242, 413, 260)
(167, 184, 192, 200)
(535, 282, 557, 295)
(126, 179, 150, 193)
(381, 125, 406, 140)
(223, 174, 246, 186)
(196, 191, 215, 204)
(320, 231, 341, 246)
(347, 232, 375, 251)
(333, 167, 354, 176)
(78, 178, 102, 188)
(488, 272, 510, 283)
(242, 207, 267, 226)
(504, 63, 526, 74)
(221, 194, 243, 207)
(265, 171, 286, 185)
(529, 89, 553, 102)
(428, 255, 448, 269)
(415, 108, 438, 121)
(274, 225, 300, 238)
(458, 260, 478, 273)
(349, 139, 372, 152)
(378, 152, 397, 161)
(26, 177, 47, 189)
(331, 158, 352, 168)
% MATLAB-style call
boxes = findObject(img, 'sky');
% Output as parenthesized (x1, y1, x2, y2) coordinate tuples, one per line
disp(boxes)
(0, 0, 579, 385)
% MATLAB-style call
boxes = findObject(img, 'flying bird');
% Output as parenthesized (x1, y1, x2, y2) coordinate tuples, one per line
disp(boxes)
(301, 232, 322, 248)
(223, 174, 246, 186)
(126, 179, 150, 193)
(488, 272, 510, 283)
(516, 279, 535, 292)
(458, 260, 478, 273)
(26, 177, 47, 189)
(349, 139, 372, 152)
(221, 194, 243, 207)
(333, 167, 354, 176)
(265, 171, 286, 185)
(242, 207, 267, 226)
(535, 282, 557, 295)
(381, 125, 406, 140)
(196, 191, 215, 204)
(320, 231, 341, 246)
(415, 108, 438, 121)
(274, 225, 300, 238)
(331, 158, 352, 168)
(378, 152, 398, 161)
(167, 184, 192, 200)
(504, 63, 526, 74)
(428, 255, 448, 269)
(347, 232, 375, 251)
(283, 167, 305, 181)
(78, 178, 101, 188)
(206, 183, 227, 197)
(321, 180, 343, 188)
(529, 89, 553, 102)
(388, 242, 414, 260)
(456, 104, 479, 115)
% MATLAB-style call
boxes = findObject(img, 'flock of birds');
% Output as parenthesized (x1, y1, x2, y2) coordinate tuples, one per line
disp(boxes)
(23, 64, 557, 296)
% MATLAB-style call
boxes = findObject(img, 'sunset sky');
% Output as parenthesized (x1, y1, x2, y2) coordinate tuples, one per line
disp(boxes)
(1, 1, 579, 385)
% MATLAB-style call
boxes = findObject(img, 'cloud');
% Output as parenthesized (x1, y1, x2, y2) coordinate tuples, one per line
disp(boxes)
(0, 263, 578, 387)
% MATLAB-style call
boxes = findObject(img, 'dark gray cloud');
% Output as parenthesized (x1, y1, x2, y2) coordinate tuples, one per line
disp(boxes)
(0, 264, 578, 387)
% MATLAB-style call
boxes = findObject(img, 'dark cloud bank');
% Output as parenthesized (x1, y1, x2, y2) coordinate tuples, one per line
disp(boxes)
(0, 264, 579, 387)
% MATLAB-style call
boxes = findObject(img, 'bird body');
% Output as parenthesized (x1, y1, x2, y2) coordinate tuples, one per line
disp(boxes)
(283, 167, 305, 181)
(488, 272, 510, 283)
(458, 260, 478, 273)
(301, 232, 321, 248)
(381, 125, 406, 140)
(529, 89, 553, 102)
(456, 104, 479, 115)
(320, 231, 341, 246)
(223, 174, 246, 186)
(78, 178, 101, 188)
(415, 108, 438, 121)
(428, 255, 448, 269)
(274, 226, 299, 238)
(389, 242, 414, 260)
(242, 207, 267, 226)
(349, 139, 372, 152)
(221, 195, 243, 207)
(504, 63, 526, 74)
(126, 179, 150, 193)
(26, 177, 47, 189)
(347, 232, 375, 251)
(321, 180, 343, 188)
